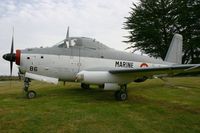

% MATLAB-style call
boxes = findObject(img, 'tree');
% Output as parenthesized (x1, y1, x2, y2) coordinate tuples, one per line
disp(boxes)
(124, 0, 200, 63)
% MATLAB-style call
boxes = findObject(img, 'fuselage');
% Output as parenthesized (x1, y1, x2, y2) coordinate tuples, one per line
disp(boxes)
(17, 37, 173, 82)
(4, 33, 194, 100)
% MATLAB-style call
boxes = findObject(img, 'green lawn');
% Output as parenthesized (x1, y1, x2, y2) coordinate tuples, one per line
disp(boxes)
(0, 77, 200, 133)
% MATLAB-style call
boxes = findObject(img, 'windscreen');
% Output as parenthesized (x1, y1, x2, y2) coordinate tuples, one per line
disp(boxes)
(52, 38, 78, 48)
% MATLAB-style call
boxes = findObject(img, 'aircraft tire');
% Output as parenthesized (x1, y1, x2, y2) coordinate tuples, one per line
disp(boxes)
(115, 91, 128, 101)
(27, 90, 36, 99)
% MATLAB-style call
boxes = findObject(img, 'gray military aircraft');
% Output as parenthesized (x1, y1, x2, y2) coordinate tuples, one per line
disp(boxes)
(3, 28, 200, 101)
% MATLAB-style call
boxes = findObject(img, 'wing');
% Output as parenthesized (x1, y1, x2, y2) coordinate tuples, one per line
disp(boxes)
(76, 64, 200, 85)
(109, 64, 200, 78)
(25, 72, 59, 84)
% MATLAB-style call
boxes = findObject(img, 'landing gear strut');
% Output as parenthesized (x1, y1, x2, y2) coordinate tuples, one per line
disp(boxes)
(23, 78, 37, 99)
(115, 85, 128, 101)
(81, 83, 90, 89)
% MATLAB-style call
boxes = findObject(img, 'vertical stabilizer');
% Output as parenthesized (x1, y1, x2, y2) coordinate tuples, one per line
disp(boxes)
(164, 34, 183, 64)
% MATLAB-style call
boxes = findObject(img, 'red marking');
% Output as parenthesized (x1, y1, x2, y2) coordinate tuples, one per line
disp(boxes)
(16, 49, 21, 65)
(140, 63, 148, 68)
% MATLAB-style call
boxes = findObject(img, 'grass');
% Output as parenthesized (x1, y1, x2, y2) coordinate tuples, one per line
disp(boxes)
(0, 77, 200, 133)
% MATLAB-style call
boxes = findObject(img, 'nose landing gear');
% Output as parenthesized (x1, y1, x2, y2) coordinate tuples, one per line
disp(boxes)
(23, 78, 37, 99)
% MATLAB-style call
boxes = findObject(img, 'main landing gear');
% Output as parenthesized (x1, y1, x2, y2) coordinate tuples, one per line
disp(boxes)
(23, 78, 37, 99)
(81, 83, 90, 89)
(114, 85, 128, 101)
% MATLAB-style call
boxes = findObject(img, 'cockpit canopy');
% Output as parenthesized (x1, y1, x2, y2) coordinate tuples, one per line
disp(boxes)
(53, 37, 110, 50)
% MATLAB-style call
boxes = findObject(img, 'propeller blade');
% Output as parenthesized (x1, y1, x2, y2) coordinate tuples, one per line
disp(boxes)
(10, 28, 14, 54)
(11, 34, 14, 54)
(10, 28, 14, 77)
(10, 61, 13, 76)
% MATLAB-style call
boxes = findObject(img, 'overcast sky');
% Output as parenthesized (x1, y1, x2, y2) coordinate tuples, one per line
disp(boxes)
(0, 0, 139, 75)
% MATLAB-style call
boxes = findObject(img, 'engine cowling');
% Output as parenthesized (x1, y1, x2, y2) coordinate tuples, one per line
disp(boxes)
(103, 83, 120, 90)
(76, 70, 135, 85)
(76, 71, 123, 84)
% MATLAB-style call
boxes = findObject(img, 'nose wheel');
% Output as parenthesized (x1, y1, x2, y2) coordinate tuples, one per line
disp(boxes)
(23, 78, 37, 99)
(27, 90, 37, 99)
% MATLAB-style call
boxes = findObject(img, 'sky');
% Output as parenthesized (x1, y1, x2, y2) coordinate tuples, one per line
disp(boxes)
(0, 0, 139, 75)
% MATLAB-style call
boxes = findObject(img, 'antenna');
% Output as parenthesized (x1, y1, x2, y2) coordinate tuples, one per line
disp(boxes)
(66, 26, 69, 39)
(64, 26, 70, 48)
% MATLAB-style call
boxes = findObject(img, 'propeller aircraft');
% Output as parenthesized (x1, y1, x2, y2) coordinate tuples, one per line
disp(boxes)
(3, 28, 200, 101)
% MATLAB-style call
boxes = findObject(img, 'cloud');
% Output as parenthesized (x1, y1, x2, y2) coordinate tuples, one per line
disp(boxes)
(0, 0, 137, 75)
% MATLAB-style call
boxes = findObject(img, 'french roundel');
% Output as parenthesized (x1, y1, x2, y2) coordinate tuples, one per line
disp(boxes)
(140, 63, 148, 68)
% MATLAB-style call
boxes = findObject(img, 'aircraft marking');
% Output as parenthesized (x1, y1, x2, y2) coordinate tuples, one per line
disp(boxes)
(140, 63, 148, 68)
(115, 61, 134, 68)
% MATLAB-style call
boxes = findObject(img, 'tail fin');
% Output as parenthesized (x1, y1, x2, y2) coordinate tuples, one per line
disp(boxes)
(164, 34, 183, 64)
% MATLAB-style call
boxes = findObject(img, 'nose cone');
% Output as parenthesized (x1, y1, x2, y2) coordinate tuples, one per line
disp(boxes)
(2, 53, 9, 61)
(2, 53, 16, 62)
(2, 54, 7, 60)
